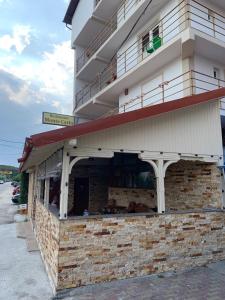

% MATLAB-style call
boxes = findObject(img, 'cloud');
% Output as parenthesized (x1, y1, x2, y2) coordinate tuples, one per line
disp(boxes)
(0, 24, 32, 54)
(0, 68, 72, 114)
(38, 41, 74, 95)
(1, 40, 74, 99)
(0, 69, 43, 105)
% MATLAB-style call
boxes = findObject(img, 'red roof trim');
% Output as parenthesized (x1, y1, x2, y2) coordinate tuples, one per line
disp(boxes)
(19, 88, 225, 167)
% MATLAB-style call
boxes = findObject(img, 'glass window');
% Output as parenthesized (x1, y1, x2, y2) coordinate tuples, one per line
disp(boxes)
(153, 25, 159, 38)
(40, 180, 45, 203)
(142, 33, 149, 52)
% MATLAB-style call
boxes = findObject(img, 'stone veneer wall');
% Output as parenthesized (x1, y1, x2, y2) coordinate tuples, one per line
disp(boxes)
(35, 200, 60, 289)
(57, 211, 225, 290)
(108, 187, 156, 208)
(165, 161, 222, 210)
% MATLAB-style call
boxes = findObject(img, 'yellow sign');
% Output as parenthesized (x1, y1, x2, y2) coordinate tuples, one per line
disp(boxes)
(42, 112, 75, 127)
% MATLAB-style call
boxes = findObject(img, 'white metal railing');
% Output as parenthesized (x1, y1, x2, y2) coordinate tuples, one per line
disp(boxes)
(75, 0, 225, 109)
(76, 0, 144, 72)
(98, 70, 225, 118)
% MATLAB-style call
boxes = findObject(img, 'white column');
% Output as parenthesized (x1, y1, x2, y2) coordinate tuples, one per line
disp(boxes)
(44, 178, 50, 209)
(156, 159, 165, 213)
(140, 156, 179, 214)
(59, 149, 70, 220)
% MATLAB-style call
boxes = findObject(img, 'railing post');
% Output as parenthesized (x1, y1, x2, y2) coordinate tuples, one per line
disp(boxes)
(190, 70, 195, 95)
(141, 94, 144, 108)
(185, 0, 191, 29)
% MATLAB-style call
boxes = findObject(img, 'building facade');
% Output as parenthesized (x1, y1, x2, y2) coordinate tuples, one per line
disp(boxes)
(19, 0, 225, 294)
(67, 0, 225, 123)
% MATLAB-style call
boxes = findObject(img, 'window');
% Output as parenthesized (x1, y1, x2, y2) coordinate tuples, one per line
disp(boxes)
(153, 25, 159, 38)
(40, 179, 45, 203)
(142, 32, 149, 52)
(208, 9, 214, 21)
(214, 67, 220, 79)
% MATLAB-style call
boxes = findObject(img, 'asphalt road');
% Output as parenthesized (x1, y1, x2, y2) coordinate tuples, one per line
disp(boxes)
(0, 182, 17, 224)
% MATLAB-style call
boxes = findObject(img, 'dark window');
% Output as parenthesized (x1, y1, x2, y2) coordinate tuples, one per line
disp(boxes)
(110, 153, 155, 189)
(40, 180, 45, 203)
(142, 33, 149, 52)
(153, 25, 159, 38)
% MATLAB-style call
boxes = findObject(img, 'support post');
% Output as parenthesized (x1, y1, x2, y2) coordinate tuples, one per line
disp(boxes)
(59, 149, 70, 220)
(156, 159, 165, 213)
(140, 155, 179, 214)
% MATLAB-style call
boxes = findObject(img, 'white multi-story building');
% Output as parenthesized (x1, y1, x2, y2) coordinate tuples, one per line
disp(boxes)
(63, 0, 225, 123)
(18, 1, 225, 292)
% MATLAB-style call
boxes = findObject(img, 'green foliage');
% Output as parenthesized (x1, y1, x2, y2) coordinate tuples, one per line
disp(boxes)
(0, 165, 18, 171)
(19, 172, 29, 204)
(12, 173, 21, 183)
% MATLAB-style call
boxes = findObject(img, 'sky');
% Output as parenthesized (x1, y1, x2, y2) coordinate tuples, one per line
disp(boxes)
(0, 0, 74, 167)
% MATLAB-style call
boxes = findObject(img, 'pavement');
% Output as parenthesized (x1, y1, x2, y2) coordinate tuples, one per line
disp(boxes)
(54, 262, 225, 300)
(0, 183, 53, 300)
(1, 183, 225, 300)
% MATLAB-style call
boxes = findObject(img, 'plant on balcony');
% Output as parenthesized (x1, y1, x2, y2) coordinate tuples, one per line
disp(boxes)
(146, 36, 163, 54)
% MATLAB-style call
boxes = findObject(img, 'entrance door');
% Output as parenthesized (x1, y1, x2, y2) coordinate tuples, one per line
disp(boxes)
(74, 178, 89, 215)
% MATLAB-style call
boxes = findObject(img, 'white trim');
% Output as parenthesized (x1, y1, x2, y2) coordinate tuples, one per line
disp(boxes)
(59, 150, 70, 220)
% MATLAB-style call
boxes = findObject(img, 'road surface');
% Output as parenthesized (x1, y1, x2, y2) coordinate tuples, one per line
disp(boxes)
(0, 182, 17, 224)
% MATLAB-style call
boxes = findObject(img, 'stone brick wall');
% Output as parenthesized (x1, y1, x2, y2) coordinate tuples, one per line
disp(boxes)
(109, 187, 156, 209)
(165, 161, 222, 211)
(89, 176, 109, 212)
(35, 200, 60, 289)
(57, 211, 225, 290)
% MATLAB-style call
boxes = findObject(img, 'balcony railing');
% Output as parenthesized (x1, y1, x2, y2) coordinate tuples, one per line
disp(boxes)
(98, 70, 225, 118)
(76, 0, 143, 72)
(75, 0, 225, 109)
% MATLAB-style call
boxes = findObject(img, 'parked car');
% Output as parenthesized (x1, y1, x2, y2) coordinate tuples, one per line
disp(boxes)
(12, 193, 20, 204)
(12, 186, 20, 195)
(0, 180, 4, 184)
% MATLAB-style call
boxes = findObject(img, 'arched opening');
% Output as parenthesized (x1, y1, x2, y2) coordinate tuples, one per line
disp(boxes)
(67, 153, 157, 217)
(165, 160, 222, 212)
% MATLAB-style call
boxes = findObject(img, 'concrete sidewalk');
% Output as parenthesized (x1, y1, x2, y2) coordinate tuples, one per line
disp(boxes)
(54, 261, 225, 300)
(0, 183, 53, 300)
(0, 223, 53, 300)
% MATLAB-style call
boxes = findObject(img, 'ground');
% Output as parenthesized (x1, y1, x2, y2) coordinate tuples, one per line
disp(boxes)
(0, 183, 53, 300)
(54, 263, 225, 300)
(1, 183, 225, 300)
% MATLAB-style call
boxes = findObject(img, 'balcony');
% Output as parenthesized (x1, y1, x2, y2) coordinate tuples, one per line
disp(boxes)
(76, 0, 169, 77)
(75, 0, 225, 114)
(75, 70, 225, 120)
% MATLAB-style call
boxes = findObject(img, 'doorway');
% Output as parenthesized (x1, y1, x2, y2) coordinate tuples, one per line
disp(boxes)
(74, 177, 89, 215)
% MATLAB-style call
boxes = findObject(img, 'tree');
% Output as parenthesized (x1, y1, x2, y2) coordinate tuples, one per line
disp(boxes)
(19, 172, 29, 204)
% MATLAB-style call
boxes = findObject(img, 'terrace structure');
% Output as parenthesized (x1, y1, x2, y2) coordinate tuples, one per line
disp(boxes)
(19, 0, 225, 294)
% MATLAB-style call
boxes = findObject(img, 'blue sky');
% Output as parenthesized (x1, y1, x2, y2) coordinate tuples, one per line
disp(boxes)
(0, 0, 73, 167)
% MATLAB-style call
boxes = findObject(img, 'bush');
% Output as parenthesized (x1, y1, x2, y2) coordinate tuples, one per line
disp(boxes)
(19, 172, 29, 204)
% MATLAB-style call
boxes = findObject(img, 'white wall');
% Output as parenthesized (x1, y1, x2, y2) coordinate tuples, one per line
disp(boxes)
(78, 101, 223, 157)
(194, 54, 225, 94)
(71, 0, 95, 45)
(119, 57, 183, 112)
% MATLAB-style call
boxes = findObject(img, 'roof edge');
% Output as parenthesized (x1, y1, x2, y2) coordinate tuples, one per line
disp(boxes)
(63, 0, 80, 25)
(19, 88, 225, 170)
